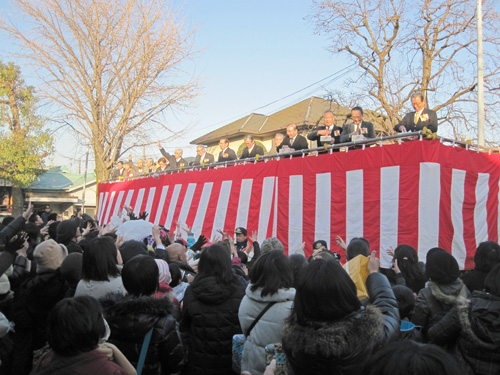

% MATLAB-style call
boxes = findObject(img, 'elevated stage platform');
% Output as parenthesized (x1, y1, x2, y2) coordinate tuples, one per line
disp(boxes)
(98, 138, 500, 270)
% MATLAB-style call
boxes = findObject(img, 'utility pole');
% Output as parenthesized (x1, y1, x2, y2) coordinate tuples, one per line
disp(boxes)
(81, 145, 90, 213)
(477, 0, 485, 147)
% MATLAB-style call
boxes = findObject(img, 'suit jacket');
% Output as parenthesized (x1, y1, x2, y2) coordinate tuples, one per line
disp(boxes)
(159, 147, 175, 165)
(172, 158, 188, 169)
(218, 148, 237, 162)
(241, 144, 265, 159)
(194, 153, 215, 166)
(111, 168, 126, 179)
(136, 166, 150, 175)
(395, 108, 438, 133)
(307, 125, 343, 147)
(159, 147, 187, 169)
(281, 134, 309, 151)
(339, 121, 375, 143)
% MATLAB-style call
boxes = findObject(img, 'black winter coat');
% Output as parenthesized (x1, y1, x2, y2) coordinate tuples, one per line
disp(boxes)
(282, 272, 400, 375)
(180, 275, 246, 375)
(13, 270, 69, 333)
(428, 291, 500, 375)
(12, 270, 69, 375)
(0, 216, 25, 276)
(461, 270, 489, 293)
(0, 216, 25, 247)
(412, 279, 470, 335)
(102, 294, 183, 375)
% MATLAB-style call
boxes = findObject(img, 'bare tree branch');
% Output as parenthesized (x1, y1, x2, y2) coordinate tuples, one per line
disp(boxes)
(2, 0, 198, 179)
(310, 0, 500, 142)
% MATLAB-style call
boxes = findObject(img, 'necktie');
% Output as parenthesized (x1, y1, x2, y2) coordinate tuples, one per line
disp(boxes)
(414, 112, 420, 124)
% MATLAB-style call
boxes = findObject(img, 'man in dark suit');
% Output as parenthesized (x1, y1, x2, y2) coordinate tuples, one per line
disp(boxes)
(217, 138, 237, 162)
(307, 110, 343, 148)
(281, 123, 309, 151)
(194, 145, 215, 166)
(111, 161, 126, 179)
(241, 135, 265, 159)
(339, 106, 376, 143)
(158, 141, 188, 169)
(394, 92, 438, 133)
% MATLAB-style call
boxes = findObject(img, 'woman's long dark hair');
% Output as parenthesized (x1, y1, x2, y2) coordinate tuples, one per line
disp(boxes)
(81, 236, 121, 281)
(292, 259, 361, 325)
(249, 251, 293, 297)
(193, 244, 234, 285)
(394, 245, 426, 293)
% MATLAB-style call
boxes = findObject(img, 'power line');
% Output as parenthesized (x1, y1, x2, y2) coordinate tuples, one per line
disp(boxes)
(251, 64, 356, 112)
(243, 65, 356, 118)
(197, 63, 357, 131)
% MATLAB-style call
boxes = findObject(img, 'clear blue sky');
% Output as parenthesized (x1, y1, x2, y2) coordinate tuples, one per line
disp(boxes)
(2, 0, 348, 171)
(163, 0, 347, 158)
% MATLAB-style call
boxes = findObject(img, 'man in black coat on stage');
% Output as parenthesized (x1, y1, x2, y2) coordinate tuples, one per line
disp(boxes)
(339, 106, 375, 143)
(307, 110, 343, 149)
(217, 138, 237, 162)
(394, 92, 438, 133)
(194, 145, 215, 166)
(241, 135, 264, 159)
(281, 123, 309, 152)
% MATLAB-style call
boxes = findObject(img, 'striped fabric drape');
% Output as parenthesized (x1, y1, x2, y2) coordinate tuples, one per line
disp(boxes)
(98, 140, 500, 270)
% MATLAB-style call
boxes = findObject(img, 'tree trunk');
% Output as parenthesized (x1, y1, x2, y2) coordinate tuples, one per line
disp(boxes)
(11, 186, 24, 216)
(93, 146, 110, 181)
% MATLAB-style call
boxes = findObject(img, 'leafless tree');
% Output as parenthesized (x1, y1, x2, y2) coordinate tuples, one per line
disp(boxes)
(2, 0, 198, 179)
(310, 0, 500, 142)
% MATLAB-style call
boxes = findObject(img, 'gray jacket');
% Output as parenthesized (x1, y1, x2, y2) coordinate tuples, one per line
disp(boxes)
(238, 285, 295, 375)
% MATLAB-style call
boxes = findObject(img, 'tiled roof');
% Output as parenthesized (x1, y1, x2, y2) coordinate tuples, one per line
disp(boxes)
(31, 166, 96, 190)
(191, 96, 348, 145)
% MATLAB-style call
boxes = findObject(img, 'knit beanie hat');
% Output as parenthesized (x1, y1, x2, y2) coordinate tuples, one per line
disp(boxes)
(119, 240, 148, 264)
(155, 259, 171, 284)
(34, 239, 68, 273)
(425, 247, 459, 284)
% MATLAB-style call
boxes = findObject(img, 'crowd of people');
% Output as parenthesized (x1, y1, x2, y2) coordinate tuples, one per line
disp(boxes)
(0, 193, 498, 375)
(110, 92, 438, 179)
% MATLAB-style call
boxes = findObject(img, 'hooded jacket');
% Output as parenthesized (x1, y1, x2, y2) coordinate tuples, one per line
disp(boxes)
(282, 272, 399, 375)
(238, 286, 295, 375)
(428, 291, 500, 375)
(101, 294, 183, 375)
(412, 279, 470, 334)
(180, 275, 246, 375)
(30, 349, 128, 375)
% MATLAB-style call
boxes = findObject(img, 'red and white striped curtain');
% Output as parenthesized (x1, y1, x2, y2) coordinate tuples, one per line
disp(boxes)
(98, 140, 500, 270)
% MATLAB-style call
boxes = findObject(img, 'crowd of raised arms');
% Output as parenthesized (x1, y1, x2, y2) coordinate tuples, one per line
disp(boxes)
(110, 93, 439, 180)
(0, 196, 498, 375)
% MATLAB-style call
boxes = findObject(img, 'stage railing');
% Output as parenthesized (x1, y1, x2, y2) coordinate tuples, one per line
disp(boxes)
(103, 132, 488, 183)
